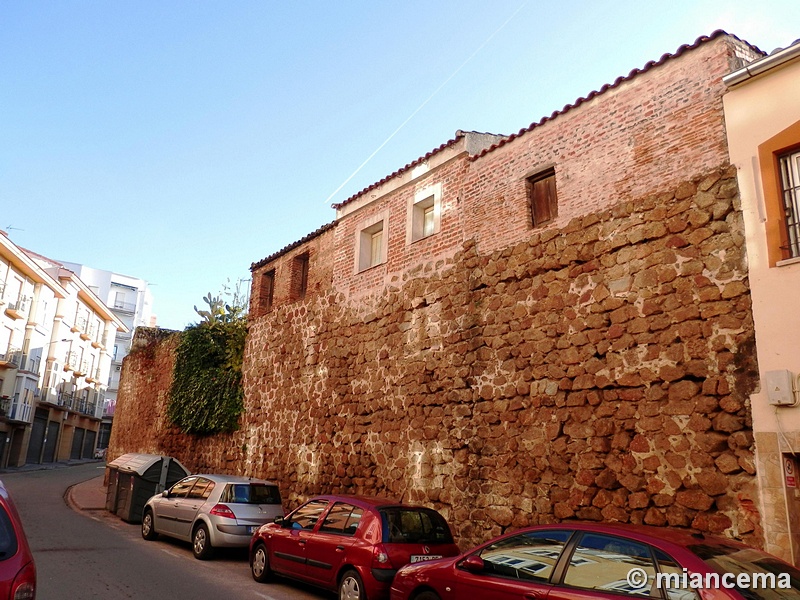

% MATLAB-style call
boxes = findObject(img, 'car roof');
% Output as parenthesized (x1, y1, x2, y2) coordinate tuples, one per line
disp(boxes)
(513, 522, 748, 551)
(189, 473, 278, 486)
(307, 494, 420, 509)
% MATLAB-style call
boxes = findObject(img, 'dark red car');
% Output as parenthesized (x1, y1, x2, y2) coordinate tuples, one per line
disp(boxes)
(249, 495, 460, 600)
(390, 522, 800, 600)
(0, 479, 36, 600)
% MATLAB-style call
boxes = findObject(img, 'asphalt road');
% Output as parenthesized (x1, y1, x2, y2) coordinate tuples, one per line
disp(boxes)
(0, 462, 329, 600)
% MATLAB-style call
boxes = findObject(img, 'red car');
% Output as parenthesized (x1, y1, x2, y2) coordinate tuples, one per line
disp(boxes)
(249, 495, 460, 600)
(390, 522, 800, 600)
(0, 479, 36, 600)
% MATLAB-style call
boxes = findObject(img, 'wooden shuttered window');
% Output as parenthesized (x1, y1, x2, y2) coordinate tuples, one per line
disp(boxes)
(291, 253, 310, 300)
(529, 169, 557, 227)
(258, 270, 275, 315)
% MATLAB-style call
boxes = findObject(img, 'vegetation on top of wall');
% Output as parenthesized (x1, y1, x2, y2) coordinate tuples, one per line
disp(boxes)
(167, 286, 248, 435)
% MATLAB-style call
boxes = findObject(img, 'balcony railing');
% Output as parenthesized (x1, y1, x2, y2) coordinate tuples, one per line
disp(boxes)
(0, 348, 22, 368)
(112, 301, 136, 314)
(1, 395, 32, 423)
(5, 296, 30, 319)
(56, 391, 100, 418)
(65, 351, 80, 371)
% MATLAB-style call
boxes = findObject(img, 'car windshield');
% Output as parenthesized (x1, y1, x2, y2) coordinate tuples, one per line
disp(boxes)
(380, 507, 453, 544)
(690, 543, 800, 599)
(0, 503, 18, 561)
(222, 483, 281, 505)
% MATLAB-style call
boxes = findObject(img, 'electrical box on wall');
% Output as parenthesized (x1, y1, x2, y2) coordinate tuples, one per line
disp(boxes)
(765, 370, 797, 406)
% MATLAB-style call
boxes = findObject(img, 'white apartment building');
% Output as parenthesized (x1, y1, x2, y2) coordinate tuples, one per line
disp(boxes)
(0, 232, 127, 467)
(58, 262, 155, 449)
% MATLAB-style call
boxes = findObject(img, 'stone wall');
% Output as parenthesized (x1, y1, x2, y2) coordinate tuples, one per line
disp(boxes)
(112, 167, 763, 551)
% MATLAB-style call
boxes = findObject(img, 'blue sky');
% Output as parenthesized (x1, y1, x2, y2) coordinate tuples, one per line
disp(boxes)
(2, 1, 799, 330)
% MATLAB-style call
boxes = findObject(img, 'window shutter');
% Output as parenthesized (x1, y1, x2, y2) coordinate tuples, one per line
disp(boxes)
(531, 172, 557, 226)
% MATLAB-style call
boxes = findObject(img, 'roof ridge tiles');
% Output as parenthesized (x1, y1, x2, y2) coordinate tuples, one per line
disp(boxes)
(470, 30, 765, 161)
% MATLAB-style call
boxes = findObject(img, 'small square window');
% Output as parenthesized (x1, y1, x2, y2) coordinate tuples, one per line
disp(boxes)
(357, 219, 386, 272)
(412, 195, 435, 242)
(409, 184, 442, 244)
(528, 168, 557, 227)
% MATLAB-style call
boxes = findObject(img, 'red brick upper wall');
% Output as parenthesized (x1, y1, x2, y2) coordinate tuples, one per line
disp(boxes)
(251, 34, 755, 311)
(462, 36, 746, 255)
(250, 226, 337, 318)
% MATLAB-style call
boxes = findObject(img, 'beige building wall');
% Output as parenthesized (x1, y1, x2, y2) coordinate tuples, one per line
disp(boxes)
(723, 44, 800, 564)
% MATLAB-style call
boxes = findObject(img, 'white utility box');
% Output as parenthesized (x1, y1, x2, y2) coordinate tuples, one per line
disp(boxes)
(765, 370, 796, 406)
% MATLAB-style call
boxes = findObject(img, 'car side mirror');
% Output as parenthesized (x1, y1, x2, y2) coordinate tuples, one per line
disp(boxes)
(273, 516, 286, 526)
(162, 490, 170, 498)
(461, 555, 485, 573)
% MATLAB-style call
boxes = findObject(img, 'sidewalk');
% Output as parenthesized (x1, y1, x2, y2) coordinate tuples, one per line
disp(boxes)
(66, 474, 107, 511)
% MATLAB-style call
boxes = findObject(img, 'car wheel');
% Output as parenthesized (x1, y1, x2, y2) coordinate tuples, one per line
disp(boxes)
(413, 592, 441, 600)
(192, 523, 214, 560)
(339, 569, 365, 600)
(251, 543, 273, 583)
(141, 509, 158, 540)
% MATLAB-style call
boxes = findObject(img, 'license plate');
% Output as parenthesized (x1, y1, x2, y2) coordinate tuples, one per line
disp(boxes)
(248, 526, 257, 534)
(410, 555, 442, 563)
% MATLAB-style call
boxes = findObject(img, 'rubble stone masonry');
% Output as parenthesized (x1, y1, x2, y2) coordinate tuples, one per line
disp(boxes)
(112, 168, 762, 550)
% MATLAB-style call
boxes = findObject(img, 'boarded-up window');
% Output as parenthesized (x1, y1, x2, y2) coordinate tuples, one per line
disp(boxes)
(291, 253, 310, 300)
(258, 270, 275, 315)
(528, 169, 557, 227)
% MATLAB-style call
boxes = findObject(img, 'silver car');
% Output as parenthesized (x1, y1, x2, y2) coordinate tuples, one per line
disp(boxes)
(141, 474, 283, 559)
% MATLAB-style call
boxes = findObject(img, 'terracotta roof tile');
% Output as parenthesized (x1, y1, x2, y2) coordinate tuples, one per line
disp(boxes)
(331, 132, 467, 210)
(250, 220, 338, 271)
(470, 30, 764, 161)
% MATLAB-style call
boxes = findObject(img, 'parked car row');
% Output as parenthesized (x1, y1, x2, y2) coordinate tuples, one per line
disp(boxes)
(142, 474, 800, 600)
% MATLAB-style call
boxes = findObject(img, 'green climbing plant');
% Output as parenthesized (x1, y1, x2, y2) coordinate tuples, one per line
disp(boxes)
(168, 281, 249, 435)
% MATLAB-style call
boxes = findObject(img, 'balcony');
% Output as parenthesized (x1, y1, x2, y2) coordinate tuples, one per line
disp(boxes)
(1, 395, 32, 423)
(4, 296, 30, 320)
(74, 360, 90, 378)
(64, 351, 80, 372)
(57, 390, 75, 410)
(0, 348, 22, 369)
(112, 301, 136, 315)
(102, 399, 116, 417)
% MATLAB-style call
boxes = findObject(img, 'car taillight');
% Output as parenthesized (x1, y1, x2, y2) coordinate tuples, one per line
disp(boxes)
(209, 504, 236, 518)
(372, 544, 391, 568)
(12, 560, 35, 600)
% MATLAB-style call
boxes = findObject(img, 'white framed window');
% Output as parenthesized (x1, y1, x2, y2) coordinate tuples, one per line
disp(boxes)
(408, 183, 442, 244)
(356, 213, 388, 272)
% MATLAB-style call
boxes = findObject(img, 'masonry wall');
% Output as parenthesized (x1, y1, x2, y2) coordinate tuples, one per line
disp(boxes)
(110, 33, 764, 550)
(112, 168, 762, 550)
(241, 168, 761, 549)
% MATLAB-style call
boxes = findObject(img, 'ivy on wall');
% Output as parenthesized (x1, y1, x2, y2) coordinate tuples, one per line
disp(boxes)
(167, 294, 247, 435)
